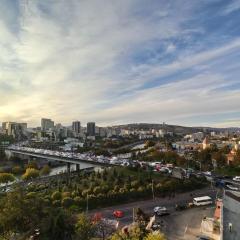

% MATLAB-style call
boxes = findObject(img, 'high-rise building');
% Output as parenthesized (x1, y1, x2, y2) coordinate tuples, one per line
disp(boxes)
(41, 118, 54, 131)
(87, 122, 95, 136)
(1, 122, 27, 139)
(72, 121, 81, 134)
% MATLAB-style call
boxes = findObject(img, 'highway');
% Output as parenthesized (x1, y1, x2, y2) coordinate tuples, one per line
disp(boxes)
(7, 149, 113, 167)
(89, 187, 217, 225)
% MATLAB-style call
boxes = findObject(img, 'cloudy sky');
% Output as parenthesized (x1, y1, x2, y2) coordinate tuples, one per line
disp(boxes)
(0, 0, 240, 127)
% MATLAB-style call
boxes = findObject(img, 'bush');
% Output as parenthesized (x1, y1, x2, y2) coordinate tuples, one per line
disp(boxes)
(62, 197, 74, 208)
(52, 200, 61, 207)
(26, 192, 37, 198)
(93, 186, 101, 195)
(26, 161, 38, 169)
(22, 168, 40, 180)
(62, 192, 71, 198)
(12, 166, 23, 175)
(0, 173, 15, 184)
(51, 191, 62, 201)
(40, 165, 51, 176)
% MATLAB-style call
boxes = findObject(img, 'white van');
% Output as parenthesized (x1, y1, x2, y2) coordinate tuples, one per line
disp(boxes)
(193, 196, 212, 206)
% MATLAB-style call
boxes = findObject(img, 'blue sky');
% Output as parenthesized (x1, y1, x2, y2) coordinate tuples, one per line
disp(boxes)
(0, 0, 240, 127)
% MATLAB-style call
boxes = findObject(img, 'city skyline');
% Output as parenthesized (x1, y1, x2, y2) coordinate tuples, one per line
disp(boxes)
(1, 0, 240, 127)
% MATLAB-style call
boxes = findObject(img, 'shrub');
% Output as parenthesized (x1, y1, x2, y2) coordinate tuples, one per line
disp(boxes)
(51, 191, 61, 201)
(0, 173, 15, 184)
(12, 166, 23, 175)
(62, 197, 74, 208)
(22, 168, 39, 180)
(40, 165, 51, 176)
(52, 200, 61, 207)
(62, 192, 71, 198)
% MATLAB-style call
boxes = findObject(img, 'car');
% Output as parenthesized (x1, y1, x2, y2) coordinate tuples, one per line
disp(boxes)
(153, 206, 170, 216)
(175, 203, 188, 211)
(226, 184, 238, 191)
(233, 176, 240, 182)
(113, 210, 124, 218)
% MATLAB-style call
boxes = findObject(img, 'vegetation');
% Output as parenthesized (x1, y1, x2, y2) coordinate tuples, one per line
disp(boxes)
(110, 223, 166, 240)
(75, 213, 96, 240)
(0, 173, 15, 184)
(12, 165, 24, 175)
(0, 187, 167, 240)
(40, 164, 51, 176)
(22, 168, 40, 180)
(15, 167, 207, 212)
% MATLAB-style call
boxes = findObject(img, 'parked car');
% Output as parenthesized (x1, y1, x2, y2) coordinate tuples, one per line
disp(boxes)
(153, 206, 170, 216)
(175, 203, 188, 211)
(233, 176, 240, 182)
(113, 210, 124, 218)
(226, 184, 238, 191)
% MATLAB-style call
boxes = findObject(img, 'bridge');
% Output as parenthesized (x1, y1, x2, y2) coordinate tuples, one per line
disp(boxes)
(7, 148, 112, 173)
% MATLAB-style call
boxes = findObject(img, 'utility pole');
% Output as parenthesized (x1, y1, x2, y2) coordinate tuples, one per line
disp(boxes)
(86, 193, 89, 214)
(152, 179, 155, 200)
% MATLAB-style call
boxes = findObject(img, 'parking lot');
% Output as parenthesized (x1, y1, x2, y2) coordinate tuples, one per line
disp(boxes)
(159, 206, 215, 240)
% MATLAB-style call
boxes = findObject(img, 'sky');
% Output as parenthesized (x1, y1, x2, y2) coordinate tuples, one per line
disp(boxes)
(0, 0, 240, 127)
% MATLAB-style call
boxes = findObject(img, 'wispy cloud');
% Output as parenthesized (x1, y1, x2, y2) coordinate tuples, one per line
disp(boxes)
(221, 0, 240, 15)
(0, 0, 239, 127)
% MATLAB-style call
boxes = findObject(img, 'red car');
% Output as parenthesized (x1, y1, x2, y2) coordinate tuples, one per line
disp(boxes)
(113, 210, 124, 218)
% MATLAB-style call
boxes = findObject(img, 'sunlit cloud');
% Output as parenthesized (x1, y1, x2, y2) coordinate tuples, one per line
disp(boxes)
(0, 0, 240, 127)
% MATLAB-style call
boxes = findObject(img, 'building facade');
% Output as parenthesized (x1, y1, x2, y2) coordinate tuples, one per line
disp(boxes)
(87, 122, 95, 136)
(41, 118, 54, 131)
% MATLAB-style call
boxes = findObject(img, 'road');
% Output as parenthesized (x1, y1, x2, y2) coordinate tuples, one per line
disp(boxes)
(89, 187, 217, 225)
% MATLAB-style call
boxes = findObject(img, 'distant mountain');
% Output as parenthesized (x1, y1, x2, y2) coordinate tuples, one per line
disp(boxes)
(113, 123, 240, 135)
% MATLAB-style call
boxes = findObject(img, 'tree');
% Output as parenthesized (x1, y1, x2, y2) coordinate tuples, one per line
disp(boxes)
(0, 173, 15, 184)
(212, 152, 226, 167)
(12, 165, 24, 175)
(75, 213, 96, 240)
(145, 140, 155, 148)
(233, 150, 240, 166)
(51, 191, 62, 201)
(110, 224, 144, 240)
(144, 232, 166, 240)
(26, 161, 38, 169)
(42, 208, 75, 240)
(0, 188, 75, 239)
(40, 165, 51, 176)
(62, 197, 74, 208)
(22, 168, 40, 180)
(0, 188, 46, 237)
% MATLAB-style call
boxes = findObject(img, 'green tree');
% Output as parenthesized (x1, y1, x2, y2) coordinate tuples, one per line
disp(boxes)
(110, 224, 144, 240)
(62, 197, 74, 208)
(0, 173, 15, 184)
(22, 168, 40, 180)
(26, 161, 38, 169)
(212, 151, 226, 167)
(144, 232, 166, 240)
(12, 165, 24, 175)
(75, 213, 96, 240)
(42, 208, 75, 240)
(51, 191, 62, 201)
(40, 164, 51, 176)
